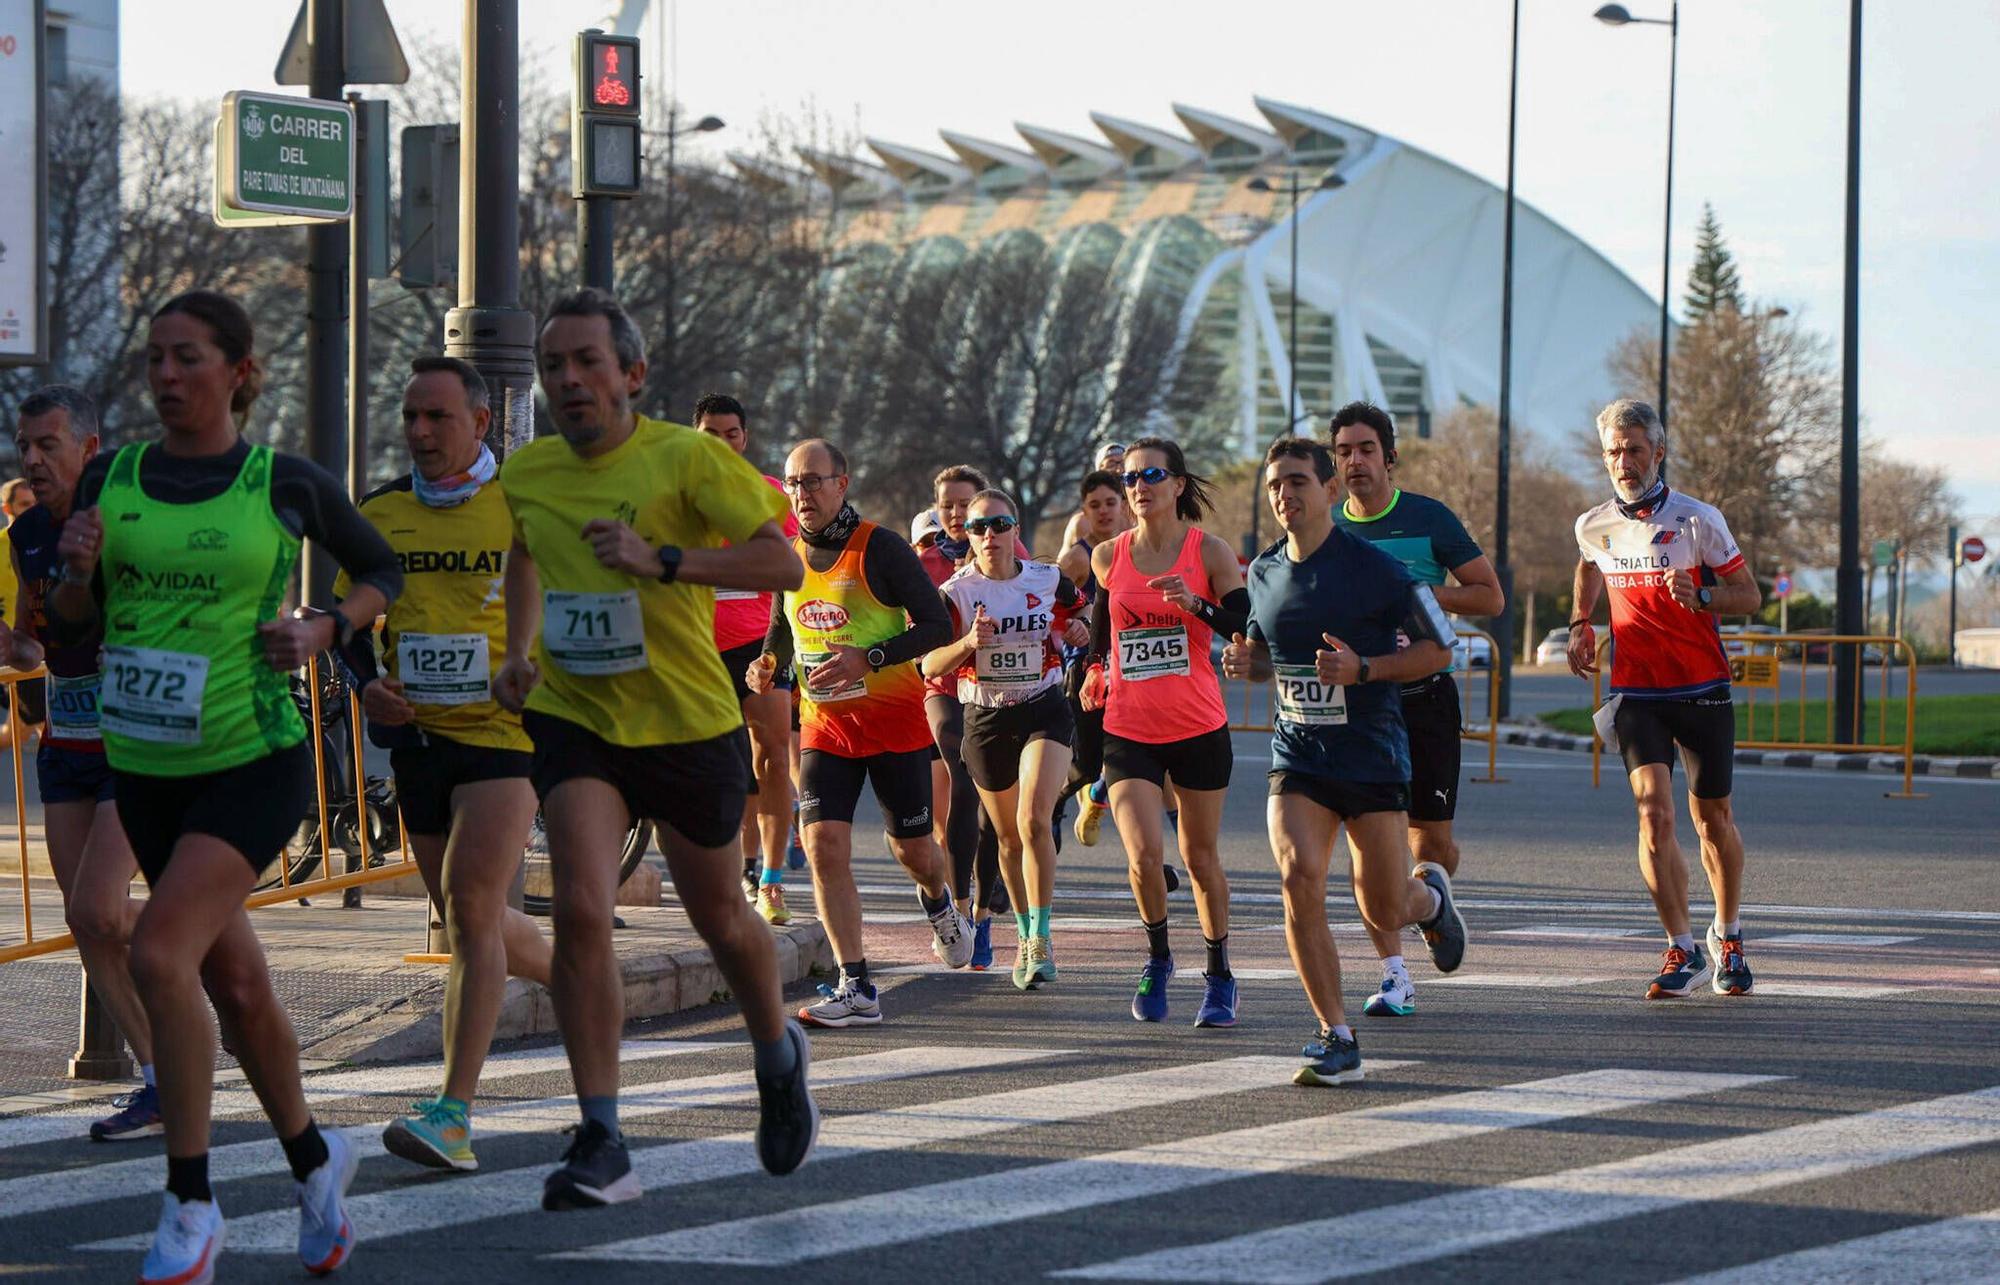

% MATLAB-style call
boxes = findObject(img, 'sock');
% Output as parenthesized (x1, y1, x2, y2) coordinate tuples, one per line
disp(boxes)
(840, 959, 872, 991)
(1203, 934, 1231, 979)
(1672, 932, 1696, 953)
(759, 866, 784, 887)
(918, 885, 954, 917)
(1424, 885, 1443, 922)
(1143, 916, 1171, 961)
(1382, 954, 1408, 979)
(1716, 918, 1740, 939)
(752, 1027, 799, 1080)
(1015, 911, 1032, 939)
(579, 1095, 620, 1136)
(1331, 1024, 1354, 1044)
(280, 1120, 330, 1183)
(1088, 779, 1108, 805)
(140, 1063, 156, 1089)
(1165, 808, 1180, 833)
(1029, 906, 1051, 939)
(166, 1153, 212, 1204)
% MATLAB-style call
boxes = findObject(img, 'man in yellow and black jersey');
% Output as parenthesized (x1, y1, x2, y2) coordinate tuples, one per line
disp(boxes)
(341, 356, 553, 1173)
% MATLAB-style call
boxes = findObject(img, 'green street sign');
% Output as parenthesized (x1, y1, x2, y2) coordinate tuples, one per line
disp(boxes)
(1872, 539, 1897, 568)
(210, 119, 328, 228)
(219, 90, 354, 220)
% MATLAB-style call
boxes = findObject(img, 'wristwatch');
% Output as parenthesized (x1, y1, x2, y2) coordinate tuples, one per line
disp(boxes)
(865, 645, 888, 671)
(1696, 587, 1713, 609)
(655, 544, 683, 584)
(1356, 656, 1372, 684)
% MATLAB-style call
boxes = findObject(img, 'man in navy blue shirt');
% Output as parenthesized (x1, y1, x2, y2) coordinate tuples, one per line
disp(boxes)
(1222, 437, 1469, 1086)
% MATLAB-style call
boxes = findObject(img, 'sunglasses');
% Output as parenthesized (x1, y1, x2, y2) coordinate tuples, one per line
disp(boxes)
(1121, 466, 1173, 488)
(965, 515, 1019, 536)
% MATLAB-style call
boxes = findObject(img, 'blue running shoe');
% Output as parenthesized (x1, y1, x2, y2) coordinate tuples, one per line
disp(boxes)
(1194, 973, 1238, 1028)
(295, 1127, 359, 1275)
(1646, 943, 1710, 999)
(1707, 926, 1754, 995)
(1294, 1027, 1364, 1086)
(1131, 956, 1175, 1022)
(140, 1192, 223, 1285)
(91, 1083, 163, 1142)
(969, 916, 994, 971)
(1414, 862, 1467, 973)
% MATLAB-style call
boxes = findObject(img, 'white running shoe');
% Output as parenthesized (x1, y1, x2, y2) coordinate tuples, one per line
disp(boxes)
(799, 979, 883, 1028)
(1362, 970, 1416, 1017)
(928, 901, 975, 969)
(296, 1127, 359, 1275)
(141, 1193, 224, 1285)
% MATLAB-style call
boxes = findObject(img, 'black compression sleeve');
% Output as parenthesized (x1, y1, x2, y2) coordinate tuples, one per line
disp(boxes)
(273, 457, 403, 606)
(762, 592, 794, 668)
(1088, 583, 1111, 662)
(864, 527, 953, 666)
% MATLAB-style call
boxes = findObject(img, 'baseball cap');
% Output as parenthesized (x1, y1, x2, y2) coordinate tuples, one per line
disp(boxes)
(910, 508, 944, 545)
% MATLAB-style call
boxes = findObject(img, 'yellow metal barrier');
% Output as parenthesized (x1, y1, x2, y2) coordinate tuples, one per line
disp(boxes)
(1587, 632, 1922, 798)
(0, 655, 417, 965)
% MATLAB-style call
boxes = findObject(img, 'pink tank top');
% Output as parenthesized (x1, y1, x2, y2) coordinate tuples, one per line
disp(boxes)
(1103, 526, 1226, 743)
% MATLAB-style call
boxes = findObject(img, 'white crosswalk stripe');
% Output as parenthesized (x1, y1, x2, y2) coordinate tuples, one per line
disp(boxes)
(1058, 1085, 2000, 1282)
(570, 1066, 1770, 1267)
(76, 1044, 1063, 1252)
(1668, 1206, 2000, 1284)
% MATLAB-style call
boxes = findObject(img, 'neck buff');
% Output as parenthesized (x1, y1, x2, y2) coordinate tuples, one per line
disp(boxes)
(1615, 475, 1669, 520)
(413, 444, 497, 509)
(935, 532, 970, 563)
(804, 501, 862, 549)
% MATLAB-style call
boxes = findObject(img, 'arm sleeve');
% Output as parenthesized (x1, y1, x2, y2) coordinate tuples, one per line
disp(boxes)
(275, 457, 404, 606)
(762, 590, 794, 668)
(864, 527, 953, 666)
(74, 453, 110, 510)
(1088, 582, 1111, 661)
(1430, 501, 1484, 569)
(1052, 576, 1083, 626)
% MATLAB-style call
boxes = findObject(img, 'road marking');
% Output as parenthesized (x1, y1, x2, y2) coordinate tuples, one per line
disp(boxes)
(63, 1045, 1055, 1245)
(1492, 924, 1655, 939)
(573, 1067, 1770, 1267)
(1427, 973, 1617, 989)
(1058, 1085, 2000, 1282)
(1760, 933, 1918, 947)
(1750, 981, 1923, 999)
(1668, 1206, 2000, 1284)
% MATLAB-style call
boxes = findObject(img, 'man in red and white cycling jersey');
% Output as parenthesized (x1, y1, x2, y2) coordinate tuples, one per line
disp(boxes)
(1568, 399, 1762, 1001)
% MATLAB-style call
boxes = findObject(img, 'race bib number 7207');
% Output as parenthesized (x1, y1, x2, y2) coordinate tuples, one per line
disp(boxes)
(1273, 664, 1348, 726)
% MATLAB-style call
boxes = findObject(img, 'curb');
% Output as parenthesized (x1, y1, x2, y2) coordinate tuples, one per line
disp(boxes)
(299, 917, 833, 1065)
(1496, 723, 2000, 780)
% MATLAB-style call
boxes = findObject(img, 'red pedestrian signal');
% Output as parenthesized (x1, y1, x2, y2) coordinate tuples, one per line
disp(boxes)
(593, 44, 633, 108)
(576, 32, 640, 119)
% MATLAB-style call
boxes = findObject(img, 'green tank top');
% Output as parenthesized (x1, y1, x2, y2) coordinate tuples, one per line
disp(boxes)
(96, 442, 306, 775)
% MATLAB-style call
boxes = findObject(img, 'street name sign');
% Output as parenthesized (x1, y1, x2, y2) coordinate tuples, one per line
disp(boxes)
(211, 119, 329, 228)
(219, 91, 355, 220)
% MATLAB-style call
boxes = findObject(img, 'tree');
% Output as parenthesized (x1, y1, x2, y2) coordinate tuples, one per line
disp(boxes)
(1683, 202, 1743, 321)
(1858, 447, 1958, 570)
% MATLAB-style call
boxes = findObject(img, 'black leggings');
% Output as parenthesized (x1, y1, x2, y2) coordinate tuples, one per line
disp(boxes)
(926, 694, 1004, 912)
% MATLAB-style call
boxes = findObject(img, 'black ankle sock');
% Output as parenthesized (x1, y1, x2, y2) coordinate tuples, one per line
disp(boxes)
(918, 886, 953, 917)
(1204, 934, 1232, 979)
(280, 1119, 329, 1183)
(840, 959, 871, 990)
(1143, 917, 1171, 960)
(166, 1153, 212, 1204)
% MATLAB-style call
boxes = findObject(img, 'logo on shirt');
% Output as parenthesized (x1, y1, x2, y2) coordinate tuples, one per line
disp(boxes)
(1024, 592, 1043, 609)
(795, 599, 850, 632)
(1601, 535, 1613, 550)
(612, 501, 638, 527)
(119, 512, 141, 523)
(186, 528, 229, 552)
(396, 548, 505, 576)
(1651, 530, 1679, 546)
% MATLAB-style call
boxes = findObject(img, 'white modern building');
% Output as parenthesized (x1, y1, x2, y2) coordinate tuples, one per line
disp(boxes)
(45, 0, 116, 90)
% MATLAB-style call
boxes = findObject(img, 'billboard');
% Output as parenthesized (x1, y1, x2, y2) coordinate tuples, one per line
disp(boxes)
(0, 0, 44, 366)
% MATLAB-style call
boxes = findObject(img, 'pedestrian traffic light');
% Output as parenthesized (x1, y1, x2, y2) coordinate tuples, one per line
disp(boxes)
(578, 32, 640, 117)
(573, 30, 643, 198)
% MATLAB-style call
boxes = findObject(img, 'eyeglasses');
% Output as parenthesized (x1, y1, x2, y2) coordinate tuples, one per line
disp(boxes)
(782, 474, 838, 494)
(1121, 466, 1172, 488)
(965, 515, 1019, 536)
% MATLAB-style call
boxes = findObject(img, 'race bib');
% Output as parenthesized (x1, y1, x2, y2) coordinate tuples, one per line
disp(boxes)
(397, 632, 490, 706)
(1273, 664, 1348, 726)
(99, 646, 208, 744)
(975, 642, 1041, 689)
(543, 591, 647, 675)
(1118, 626, 1189, 682)
(797, 650, 866, 703)
(47, 672, 103, 741)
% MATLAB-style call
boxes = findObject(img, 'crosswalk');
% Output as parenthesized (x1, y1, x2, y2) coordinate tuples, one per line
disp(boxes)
(2, 1037, 1996, 1281)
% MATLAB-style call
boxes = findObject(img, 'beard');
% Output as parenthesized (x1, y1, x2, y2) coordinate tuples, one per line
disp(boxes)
(557, 417, 605, 450)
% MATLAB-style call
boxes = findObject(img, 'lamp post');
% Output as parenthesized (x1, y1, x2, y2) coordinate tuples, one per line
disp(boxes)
(1594, 2, 1679, 430)
(1832, 0, 1865, 743)
(650, 109, 724, 404)
(1494, 0, 1522, 720)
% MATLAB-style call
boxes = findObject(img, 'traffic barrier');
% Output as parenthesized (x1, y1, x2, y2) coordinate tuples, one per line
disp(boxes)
(1587, 633, 1921, 798)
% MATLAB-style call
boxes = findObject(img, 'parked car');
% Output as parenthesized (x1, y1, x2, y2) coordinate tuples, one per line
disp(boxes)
(1455, 632, 1492, 669)
(1535, 628, 1571, 666)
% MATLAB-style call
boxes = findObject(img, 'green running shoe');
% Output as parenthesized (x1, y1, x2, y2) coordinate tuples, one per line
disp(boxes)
(383, 1097, 477, 1172)
(1026, 934, 1058, 987)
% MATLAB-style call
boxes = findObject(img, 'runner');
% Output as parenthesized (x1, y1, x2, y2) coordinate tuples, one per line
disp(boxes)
(0, 386, 159, 1142)
(1222, 436, 1468, 1085)
(343, 357, 554, 1173)
(1080, 437, 1246, 1026)
(924, 488, 1089, 990)
(492, 288, 818, 1208)
(0, 475, 36, 753)
(1568, 398, 1760, 999)
(748, 438, 972, 1027)
(1330, 401, 1503, 1018)
(50, 290, 401, 1281)
(1057, 468, 1129, 848)
(695, 392, 800, 925)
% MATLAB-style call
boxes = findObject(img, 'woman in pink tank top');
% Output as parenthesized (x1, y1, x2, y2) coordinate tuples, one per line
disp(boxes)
(1080, 437, 1249, 1028)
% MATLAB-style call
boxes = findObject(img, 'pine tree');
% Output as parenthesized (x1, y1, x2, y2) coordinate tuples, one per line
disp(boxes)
(1684, 203, 1744, 320)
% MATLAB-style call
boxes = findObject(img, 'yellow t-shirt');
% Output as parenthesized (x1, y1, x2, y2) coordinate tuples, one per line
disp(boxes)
(500, 415, 787, 747)
(341, 477, 528, 752)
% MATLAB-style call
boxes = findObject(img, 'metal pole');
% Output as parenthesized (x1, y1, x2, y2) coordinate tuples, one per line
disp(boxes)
(1286, 170, 1299, 426)
(1657, 1, 1678, 429)
(1833, 0, 1865, 743)
(662, 110, 678, 402)
(303, 0, 348, 608)
(346, 93, 369, 501)
(70, 975, 131, 1081)
(1947, 524, 1959, 666)
(579, 197, 615, 291)
(1492, 0, 1520, 721)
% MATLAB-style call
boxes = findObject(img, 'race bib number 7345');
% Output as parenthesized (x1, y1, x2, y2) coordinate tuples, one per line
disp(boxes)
(1117, 626, 1189, 682)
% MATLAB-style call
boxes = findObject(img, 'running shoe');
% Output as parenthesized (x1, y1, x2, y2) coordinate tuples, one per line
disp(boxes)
(543, 1119, 640, 1210)
(140, 1192, 223, 1285)
(1131, 955, 1175, 1022)
(1194, 973, 1238, 1028)
(1029, 935, 1058, 987)
(1294, 1028, 1365, 1087)
(1163, 866, 1183, 895)
(742, 862, 759, 901)
(1011, 942, 1035, 991)
(1362, 971, 1416, 1018)
(296, 1127, 359, 1275)
(90, 1083, 163, 1142)
(799, 978, 882, 1028)
(969, 916, 994, 971)
(927, 899, 975, 969)
(1075, 794, 1108, 847)
(1413, 862, 1467, 973)
(757, 884, 792, 925)
(1646, 943, 1711, 999)
(383, 1097, 476, 1172)
(1706, 926, 1754, 995)
(755, 1018, 819, 1177)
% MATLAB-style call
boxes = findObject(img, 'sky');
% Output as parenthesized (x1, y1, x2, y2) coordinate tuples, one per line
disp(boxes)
(118, 0, 2000, 539)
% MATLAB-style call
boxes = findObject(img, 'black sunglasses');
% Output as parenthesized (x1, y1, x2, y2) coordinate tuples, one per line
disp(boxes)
(965, 515, 1019, 536)
(1121, 466, 1173, 488)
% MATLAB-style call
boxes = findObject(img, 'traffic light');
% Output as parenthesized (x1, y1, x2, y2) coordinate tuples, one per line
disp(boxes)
(573, 30, 642, 197)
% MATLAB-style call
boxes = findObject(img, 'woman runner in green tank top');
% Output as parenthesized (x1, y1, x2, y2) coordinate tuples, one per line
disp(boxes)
(49, 291, 402, 1285)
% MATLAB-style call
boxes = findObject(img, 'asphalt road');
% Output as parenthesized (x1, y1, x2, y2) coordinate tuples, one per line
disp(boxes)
(3, 736, 1997, 1282)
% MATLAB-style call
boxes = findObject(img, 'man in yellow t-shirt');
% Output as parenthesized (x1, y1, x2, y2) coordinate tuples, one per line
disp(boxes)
(492, 288, 816, 1208)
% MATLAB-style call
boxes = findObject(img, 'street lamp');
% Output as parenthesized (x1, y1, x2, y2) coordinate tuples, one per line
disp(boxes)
(1594, 2, 1679, 431)
(656, 111, 725, 402)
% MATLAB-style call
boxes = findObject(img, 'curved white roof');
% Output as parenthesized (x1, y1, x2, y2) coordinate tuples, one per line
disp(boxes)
(795, 148, 902, 201)
(1014, 123, 1124, 179)
(937, 131, 1047, 181)
(866, 138, 972, 189)
(1169, 104, 1283, 161)
(1088, 112, 1201, 170)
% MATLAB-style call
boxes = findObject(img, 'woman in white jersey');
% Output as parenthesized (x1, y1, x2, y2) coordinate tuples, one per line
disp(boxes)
(924, 490, 1088, 990)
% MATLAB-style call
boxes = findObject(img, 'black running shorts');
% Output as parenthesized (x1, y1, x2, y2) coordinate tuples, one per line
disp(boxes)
(390, 732, 533, 837)
(798, 746, 934, 838)
(961, 687, 1075, 792)
(1101, 724, 1233, 793)
(1401, 674, 1462, 823)
(1614, 695, 1735, 800)
(1269, 771, 1411, 822)
(114, 739, 317, 884)
(523, 710, 750, 850)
